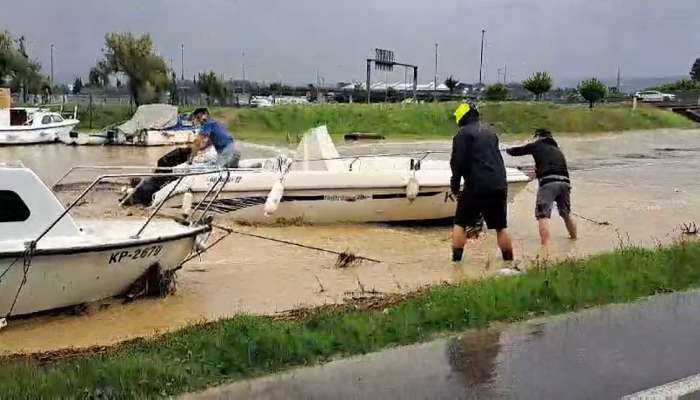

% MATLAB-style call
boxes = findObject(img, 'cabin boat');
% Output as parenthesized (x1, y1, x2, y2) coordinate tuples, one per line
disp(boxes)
(0, 108, 79, 145)
(59, 104, 196, 146)
(0, 163, 212, 318)
(146, 126, 532, 224)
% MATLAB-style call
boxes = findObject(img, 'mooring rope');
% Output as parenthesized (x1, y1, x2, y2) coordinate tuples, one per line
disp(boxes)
(4, 241, 36, 319)
(211, 223, 382, 263)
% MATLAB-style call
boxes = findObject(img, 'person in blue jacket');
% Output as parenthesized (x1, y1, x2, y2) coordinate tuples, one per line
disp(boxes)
(190, 108, 240, 168)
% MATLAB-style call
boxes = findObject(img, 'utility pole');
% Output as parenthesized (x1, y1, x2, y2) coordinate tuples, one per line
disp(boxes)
(434, 43, 439, 102)
(180, 43, 185, 81)
(50, 44, 54, 87)
(504, 64, 507, 84)
(616, 65, 621, 92)
(479, 29, 485, 86)
(241, 51, 246, 81)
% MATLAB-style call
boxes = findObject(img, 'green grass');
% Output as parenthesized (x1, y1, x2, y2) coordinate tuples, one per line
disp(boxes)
(70, 103, 134, 131)
(217, 102, 696, 144)
(2, 241, 700, 398)
(71, 102, 695, 143)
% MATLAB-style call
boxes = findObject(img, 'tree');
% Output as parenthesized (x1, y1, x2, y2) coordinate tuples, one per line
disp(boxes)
(96, 32, 169, 105)
(484, 83, 508, 101)
(169, 72, 179, 105)
(0, 30, 49, 97)
(196, 71, 229, 105)
(522, 71, 553, 100)
(577, 78, 607, 109)
(72, 77, 83, 94)
(444, 75, 459, 93)
(691, 58, 700, 81)
(88, 60, 111, 87)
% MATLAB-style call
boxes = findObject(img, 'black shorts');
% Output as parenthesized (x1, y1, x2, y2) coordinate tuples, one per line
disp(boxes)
(535, 182, 571, 219)
(454, 189, 508, 231)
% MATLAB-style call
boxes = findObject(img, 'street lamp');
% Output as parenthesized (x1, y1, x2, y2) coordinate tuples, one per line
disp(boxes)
(50, 44, 54, 86)
(180, 43, 185, 81)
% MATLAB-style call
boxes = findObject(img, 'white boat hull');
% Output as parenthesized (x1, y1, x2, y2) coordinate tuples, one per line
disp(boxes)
(0, 122, 77, 145)
(60, 129, 197, 146)
(58, 131, 109, 145)
(163, 180, 529, 224)
(0, 230, 203, 316)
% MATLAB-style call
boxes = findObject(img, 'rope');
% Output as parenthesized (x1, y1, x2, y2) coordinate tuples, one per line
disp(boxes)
(4, 241, 36, 319)
(524, 186, 613, 227)
(212, 223, 382, 263)
(0, 255, 21, 283)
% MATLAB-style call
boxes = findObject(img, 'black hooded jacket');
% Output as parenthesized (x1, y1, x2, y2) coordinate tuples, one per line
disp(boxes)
(450, 116, 507, 195)
(506, 137, 570, 186)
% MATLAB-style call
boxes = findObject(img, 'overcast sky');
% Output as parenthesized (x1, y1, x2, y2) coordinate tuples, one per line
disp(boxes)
(1, 0, 698, 86)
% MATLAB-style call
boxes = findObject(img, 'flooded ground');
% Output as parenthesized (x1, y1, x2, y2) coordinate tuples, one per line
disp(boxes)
(1, 128, 700, 354)
(185, 289, 700, 400)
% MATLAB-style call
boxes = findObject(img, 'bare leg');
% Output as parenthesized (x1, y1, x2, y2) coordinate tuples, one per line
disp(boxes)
(452, 225, 467, 261)
(562, 214, 578, 240)
(538, 218, 551, 247)
(496, 229, 514, 261)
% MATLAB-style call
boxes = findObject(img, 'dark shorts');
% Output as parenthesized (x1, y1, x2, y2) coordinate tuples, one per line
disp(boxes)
(536, 182, 571, 219)
(454, 189, 508, 231)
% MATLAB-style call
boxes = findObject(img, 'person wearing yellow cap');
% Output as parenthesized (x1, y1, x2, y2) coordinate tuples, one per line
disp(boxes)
(450, 102, 514, 263)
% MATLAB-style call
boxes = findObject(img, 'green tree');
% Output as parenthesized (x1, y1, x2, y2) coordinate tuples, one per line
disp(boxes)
(72, 77, 83, 94)
(444, 75, 459, 93)
(0, 30, 49, 96)
(96, 32, 169, 105)
(196, 71, 229, 105)
(522, 71, 553, 100)
(484, 83, 508, 101)
(577, 78, 607, 109)
(169, 72, 179, 105)
(691, 58, 700, 81)
(88, 60, 111, 87)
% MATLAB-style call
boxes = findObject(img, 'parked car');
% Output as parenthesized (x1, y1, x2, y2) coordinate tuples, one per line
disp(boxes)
(634, 90, 676, 102)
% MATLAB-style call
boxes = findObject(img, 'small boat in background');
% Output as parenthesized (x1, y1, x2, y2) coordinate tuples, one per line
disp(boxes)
(0, 107, 79, 145)
(59, 104, 196, 146)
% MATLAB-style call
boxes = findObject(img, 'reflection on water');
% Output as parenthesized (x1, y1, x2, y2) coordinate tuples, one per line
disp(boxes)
(1, 129, 700, 354)
(186, 290, 700, 400)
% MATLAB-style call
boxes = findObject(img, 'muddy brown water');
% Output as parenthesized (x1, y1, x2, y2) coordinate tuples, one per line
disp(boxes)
(1, 129, 700, 355)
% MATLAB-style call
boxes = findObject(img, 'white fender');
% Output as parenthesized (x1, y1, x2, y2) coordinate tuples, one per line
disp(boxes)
(264, 181, 285, 216)
(406, 175, 420, 201)
(182, 191, 193, 214)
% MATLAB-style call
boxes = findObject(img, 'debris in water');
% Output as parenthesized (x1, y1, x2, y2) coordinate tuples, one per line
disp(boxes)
(313, 274, 326, 293)
(122, 263, 177, 303)
(336, 250, 362, 268)
(681, 222, 698, 236)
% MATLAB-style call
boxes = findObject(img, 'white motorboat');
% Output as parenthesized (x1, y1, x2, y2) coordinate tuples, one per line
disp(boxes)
(59, 104, 196, 146)
(0, 107, 79, 145)
(0, 162, 214, 318)
(148, 126, 532, 224)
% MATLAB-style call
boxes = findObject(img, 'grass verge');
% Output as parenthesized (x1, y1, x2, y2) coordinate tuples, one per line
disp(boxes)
(220, 102, 696, 144)
(69, 102, 695, 143)
(2, 241, 700, 398)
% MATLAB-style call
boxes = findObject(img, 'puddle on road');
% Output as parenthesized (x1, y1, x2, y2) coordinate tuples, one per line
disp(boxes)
(1, 129, 700, 354)
(185, 290, 700, 400)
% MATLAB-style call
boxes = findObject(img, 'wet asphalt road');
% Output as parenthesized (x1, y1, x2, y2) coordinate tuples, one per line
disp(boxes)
(186, 290, 700, 400)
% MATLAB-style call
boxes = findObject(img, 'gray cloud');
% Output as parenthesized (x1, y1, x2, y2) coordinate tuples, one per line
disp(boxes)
(2, 0, 698, 86)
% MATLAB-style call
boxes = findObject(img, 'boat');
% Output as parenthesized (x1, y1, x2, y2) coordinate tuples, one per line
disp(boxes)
(0, 107, 79, 145)
(143, 126, 532, 224)
(59, 104, 196, 146)
(0, 162, 215, 318)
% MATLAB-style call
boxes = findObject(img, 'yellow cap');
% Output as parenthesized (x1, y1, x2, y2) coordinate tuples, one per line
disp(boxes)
(454, 103, 471, 124)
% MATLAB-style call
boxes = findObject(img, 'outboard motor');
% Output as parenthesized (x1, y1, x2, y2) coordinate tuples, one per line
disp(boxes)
(122, 147, 192, 206)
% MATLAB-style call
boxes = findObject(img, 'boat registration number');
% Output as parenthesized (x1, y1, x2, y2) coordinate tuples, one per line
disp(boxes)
(108, 245, 163, 264)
